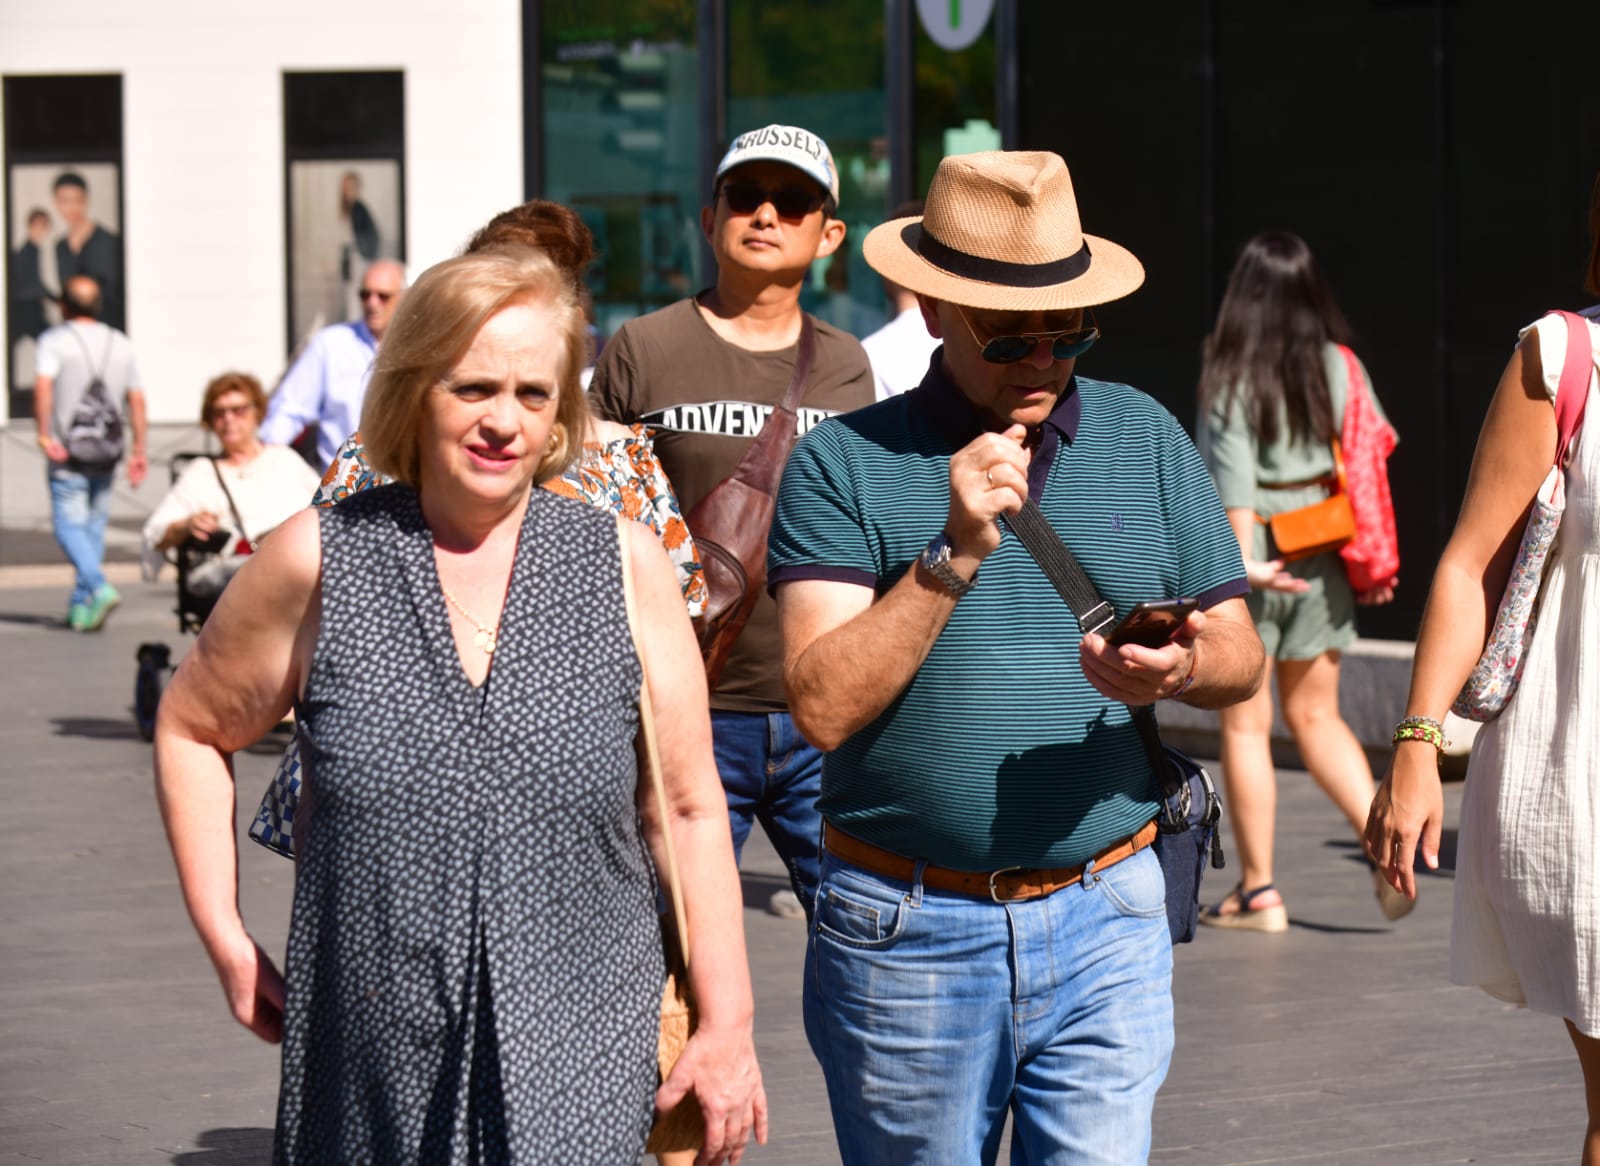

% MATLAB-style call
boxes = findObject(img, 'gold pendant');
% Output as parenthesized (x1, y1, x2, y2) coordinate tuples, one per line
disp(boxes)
(474, 628, 491, 651)
(482, 632, 497, 655)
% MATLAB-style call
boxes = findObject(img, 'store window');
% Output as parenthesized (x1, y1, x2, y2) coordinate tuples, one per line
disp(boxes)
(913, 8, 998, 196)
(728, 0, 889, 338)
(282, 71, 406, 353)
(4, 74, 124, 417)
(540, 1, 701, 339)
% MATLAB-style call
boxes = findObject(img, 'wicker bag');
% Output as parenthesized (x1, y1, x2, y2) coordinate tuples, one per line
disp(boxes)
(621, 536, 705, 1154)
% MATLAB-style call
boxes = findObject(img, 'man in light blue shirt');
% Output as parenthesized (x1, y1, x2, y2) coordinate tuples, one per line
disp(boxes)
(260, 259, 406, 468)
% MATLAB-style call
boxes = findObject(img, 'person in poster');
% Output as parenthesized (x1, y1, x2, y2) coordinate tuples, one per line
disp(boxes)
(9, 208, 54, 343)
(339, 170, 380, 323)
(53, 172, 123, 331)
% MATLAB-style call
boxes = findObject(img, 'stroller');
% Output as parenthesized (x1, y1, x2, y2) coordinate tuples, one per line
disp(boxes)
(133, 452, 252, 741)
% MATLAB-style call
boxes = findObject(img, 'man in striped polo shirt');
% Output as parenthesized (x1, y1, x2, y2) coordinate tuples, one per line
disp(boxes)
(768, 152, 1264, 1164)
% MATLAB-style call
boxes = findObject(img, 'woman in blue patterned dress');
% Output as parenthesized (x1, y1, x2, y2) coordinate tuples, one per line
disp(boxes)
(154, 247, 767, 1163)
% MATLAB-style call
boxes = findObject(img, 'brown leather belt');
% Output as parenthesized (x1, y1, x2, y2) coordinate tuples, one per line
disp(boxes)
(823, 819, 1160, 903)
(1257, 473, 1338, 491)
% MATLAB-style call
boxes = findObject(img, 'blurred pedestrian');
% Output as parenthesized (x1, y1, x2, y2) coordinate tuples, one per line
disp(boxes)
(859, 199, 940, 399)
(1195, 230, 1405, 931)
(259, 258, 407, 468)
(140, 372, 321, 608)
(32, 273, 147, 631)
(156, 247, 765, 1163)
(1367, 173, 1600, 1163)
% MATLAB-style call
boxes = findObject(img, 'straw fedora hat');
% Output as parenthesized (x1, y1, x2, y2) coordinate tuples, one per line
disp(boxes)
(863, 151, 1144, 311)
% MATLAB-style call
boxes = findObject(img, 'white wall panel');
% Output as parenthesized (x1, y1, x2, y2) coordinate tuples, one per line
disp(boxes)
(0, 0, 523, 422)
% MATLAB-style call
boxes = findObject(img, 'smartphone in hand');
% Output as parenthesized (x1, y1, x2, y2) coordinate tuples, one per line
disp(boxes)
(1106, 598, 1198, 648)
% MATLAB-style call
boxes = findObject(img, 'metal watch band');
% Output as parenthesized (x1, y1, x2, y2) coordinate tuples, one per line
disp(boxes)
(921, 535, 975, 598)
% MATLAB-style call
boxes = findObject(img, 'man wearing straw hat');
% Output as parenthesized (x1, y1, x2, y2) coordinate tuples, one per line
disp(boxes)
(768, 151, 1264, 1162)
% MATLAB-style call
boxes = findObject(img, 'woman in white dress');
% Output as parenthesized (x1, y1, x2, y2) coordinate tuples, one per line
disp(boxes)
(1367, 173, 1600, 1164)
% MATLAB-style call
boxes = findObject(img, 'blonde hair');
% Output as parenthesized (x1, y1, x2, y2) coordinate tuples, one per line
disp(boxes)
(360, 248, 590, 489)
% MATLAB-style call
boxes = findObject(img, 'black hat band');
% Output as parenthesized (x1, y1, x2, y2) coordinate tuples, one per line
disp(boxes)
(907, 222, 1092, 288)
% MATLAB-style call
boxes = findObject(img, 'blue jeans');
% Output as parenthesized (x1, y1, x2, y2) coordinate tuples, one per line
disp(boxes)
(709, 710, 823, 913)
(805, 844, 1174, 1165)
(48, 464, 115, 607)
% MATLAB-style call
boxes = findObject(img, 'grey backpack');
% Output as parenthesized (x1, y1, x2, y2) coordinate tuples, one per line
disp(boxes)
(63, 326, 124, 468)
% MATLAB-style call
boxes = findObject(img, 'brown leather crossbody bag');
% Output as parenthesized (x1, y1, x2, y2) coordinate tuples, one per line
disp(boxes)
(684, 316, 816, 688)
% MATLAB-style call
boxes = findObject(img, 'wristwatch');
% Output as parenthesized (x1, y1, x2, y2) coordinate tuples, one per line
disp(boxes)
(920, 532, 975, 598)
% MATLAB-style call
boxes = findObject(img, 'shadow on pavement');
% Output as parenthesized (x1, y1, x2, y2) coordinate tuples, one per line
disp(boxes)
(0, 610, 66, 628)
(739, 869, 793, 911)
(1289, 918, 1391, 935)
(170, 1127, 274, 1164)
(52, 715, 142, 741)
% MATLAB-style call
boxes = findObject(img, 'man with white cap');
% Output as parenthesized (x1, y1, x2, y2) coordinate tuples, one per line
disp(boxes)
(768, 151, 1264, 1162)
(590, 124, 874, 921)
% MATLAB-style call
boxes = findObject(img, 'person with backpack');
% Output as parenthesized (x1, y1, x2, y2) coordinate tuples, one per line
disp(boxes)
(33, 273, 148, 631)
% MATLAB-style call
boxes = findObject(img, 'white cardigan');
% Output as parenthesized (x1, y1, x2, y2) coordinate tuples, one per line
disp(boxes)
(141, 445, 322, 579)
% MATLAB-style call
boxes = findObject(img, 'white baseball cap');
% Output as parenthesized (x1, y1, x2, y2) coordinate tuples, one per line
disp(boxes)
(714, 124, 840, 208)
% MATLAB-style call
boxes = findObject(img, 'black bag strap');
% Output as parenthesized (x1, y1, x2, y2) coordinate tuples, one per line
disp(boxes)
(66, 322, 115, 388)
(208, 457, 254, 548)
(1000, 498, 1176, 798)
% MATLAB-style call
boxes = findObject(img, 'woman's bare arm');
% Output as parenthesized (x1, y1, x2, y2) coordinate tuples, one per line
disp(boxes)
(623, 520, 766, 1164)
(1366, 332, 1558, 895)
(153, 507, 322, 1041)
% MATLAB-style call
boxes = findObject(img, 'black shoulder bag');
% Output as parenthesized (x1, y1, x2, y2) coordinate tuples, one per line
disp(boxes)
(1002, 498, 1225, 944)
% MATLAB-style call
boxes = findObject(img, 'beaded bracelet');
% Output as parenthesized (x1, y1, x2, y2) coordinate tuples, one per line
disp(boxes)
(1392, 715, 1449, 752)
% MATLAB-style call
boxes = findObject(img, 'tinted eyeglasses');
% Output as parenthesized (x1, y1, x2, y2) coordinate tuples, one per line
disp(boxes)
(720, 182, 825, 221)
(957, 306, 1100, 364)
(359, 288, 395, 303)
(209, 403, 255, 422)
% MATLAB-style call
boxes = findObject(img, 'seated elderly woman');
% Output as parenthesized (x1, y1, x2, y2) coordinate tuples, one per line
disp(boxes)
(153, 248, 766, 1163)
(141, 372, 321, 601)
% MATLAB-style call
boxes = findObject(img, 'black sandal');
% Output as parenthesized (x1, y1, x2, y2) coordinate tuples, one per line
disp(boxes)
(1198, 882, 1288, 933)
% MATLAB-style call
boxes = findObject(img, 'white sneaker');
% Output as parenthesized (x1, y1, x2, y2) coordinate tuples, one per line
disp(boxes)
(767, 889, 806, 920)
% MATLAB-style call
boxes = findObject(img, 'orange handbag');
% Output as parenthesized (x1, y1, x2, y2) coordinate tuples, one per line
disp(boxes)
(1260, 440, 1356, 561)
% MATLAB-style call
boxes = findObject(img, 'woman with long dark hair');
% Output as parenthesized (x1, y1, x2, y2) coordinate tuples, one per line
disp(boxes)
(1196, 229, 1403, 931)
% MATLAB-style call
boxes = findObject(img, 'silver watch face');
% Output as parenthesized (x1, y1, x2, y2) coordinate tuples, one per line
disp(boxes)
(921, 533, 970, 595)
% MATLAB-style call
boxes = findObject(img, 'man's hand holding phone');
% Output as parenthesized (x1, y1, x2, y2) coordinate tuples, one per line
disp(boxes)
(1079, 598, 1204, 706)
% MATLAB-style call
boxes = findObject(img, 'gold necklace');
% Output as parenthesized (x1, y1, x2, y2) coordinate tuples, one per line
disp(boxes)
(440, 584, 499, 655)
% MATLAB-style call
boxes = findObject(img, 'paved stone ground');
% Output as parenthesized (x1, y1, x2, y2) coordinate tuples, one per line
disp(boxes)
(0, 569, 1586, 1164)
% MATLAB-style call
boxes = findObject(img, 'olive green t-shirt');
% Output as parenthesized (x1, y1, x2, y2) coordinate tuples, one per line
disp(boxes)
(589, 296, 874, 712)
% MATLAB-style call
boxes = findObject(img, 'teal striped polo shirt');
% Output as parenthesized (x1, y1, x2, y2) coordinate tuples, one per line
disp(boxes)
(768, 361, 1247, 871)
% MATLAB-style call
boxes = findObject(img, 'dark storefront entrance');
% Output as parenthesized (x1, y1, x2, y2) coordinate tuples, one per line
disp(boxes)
(524, 0, 1599, 639)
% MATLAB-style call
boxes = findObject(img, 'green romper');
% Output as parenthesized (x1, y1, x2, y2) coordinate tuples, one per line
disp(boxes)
(1197, 343, 1391, 660)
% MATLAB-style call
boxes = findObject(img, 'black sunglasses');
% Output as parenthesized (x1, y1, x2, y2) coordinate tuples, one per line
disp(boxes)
(957, 307, 1100, 364)
(359, 288, 395, 303)
(720, 182, 825, 220)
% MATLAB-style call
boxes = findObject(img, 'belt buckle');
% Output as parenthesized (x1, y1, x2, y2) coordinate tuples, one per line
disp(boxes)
(988, 865, 1025, 903)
